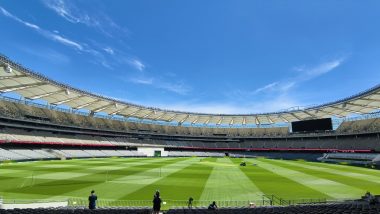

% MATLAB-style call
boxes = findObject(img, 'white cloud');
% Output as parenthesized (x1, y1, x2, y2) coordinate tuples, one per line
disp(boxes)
(158, 81, 190, 95)
(42, 0, 79, 23)
(126, 59, 145, 71)
(140, 94, 301, 114)
(18, 46, 70, 64)
(0, 6, 128, 70)
(42, 0, 128, 38)
(129, 77, 191, 95)
(1, 6, 84, 51)
(253, 58, 346, 95)
(103, 47, 114, 55)
(130, 77, 153, 85)
(0, 6, 40, 30)
(254, 82, 279, 93)
(299, 58, 345, 80)
(50, 34, 83, 50)
(0, 0, 146, 71)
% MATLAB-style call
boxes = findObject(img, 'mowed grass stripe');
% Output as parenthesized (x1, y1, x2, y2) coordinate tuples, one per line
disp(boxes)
(233, 158, 329, 200)
(252, 158, 363, 199)
(297, 161, 380, 177)
(200, 158, 263, 201)
(120, 158, 213, 200)
(275, 160, 380, 184)
(265, 159, 380, 196)
(60, 157, 195, 200)
(4, 158, 182, 200)
(1, 158, 169, 199)
(0, 158, 156, 181)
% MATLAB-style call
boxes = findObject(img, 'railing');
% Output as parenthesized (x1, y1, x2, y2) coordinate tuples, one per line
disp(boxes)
(0, 196, 346, 211)
(263, 195, 327, 206)
(68, 197, 273, 209)
(68, 196, 329, 209)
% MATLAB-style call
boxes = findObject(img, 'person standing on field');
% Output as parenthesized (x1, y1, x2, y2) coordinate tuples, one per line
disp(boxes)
(88, 190, 97, 210)
(153, 190, 162, 214)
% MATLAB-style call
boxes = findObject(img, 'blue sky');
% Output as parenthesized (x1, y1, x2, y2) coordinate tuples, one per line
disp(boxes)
(0, 0, 379, 114)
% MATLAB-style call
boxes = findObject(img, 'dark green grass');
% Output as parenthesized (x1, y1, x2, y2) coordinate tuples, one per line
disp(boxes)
(0, 157, 379, 203)
(231, 158, 330, 199)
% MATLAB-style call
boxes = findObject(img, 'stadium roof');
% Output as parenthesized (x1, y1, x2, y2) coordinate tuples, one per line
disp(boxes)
(1, 54, 380, 126)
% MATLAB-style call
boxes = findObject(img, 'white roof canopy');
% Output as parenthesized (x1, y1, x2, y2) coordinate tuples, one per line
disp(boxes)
(1, 54, 380, 126)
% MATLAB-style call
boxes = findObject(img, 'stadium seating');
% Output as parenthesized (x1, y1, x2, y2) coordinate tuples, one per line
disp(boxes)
(0, 203, 379, 214)
(0, 207, 151, 214)
(0, 99, 290, 137)
(1, 97, 380, 163)
(318, 152, 380, 165)
(166, 203, 380, 214)
(0, 148, 146, 161)
(337, 118, 380, 134)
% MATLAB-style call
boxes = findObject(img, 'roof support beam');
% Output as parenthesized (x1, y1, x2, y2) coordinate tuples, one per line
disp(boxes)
(347, 102, 380, 110)
(168, 114, 177, 122)
(314, 108, 335, 116)
(154, 112, 166, 120)
(290, 113, 301, 120)
(51, 95, 85, 105)
(109, 106, 129, 115)
(123, 109, 142, 117)
(142, 111, 155, 119)
(191, 117, 199, 124)
(255, 117, 260, 125)
(229, 118, 234, 126)
(74, 99, 101, 109)
(330, 106, 360, 114)
(0, 82, 46, 92)
(278, 115, 289, 123)
(0, 74, 28, 80)
(360, 97, 380, 102)
(302, 111, 317, 118)
(29, 90, 66, 99)
(92, 103, 116, 113)
(267, 116, 274, 124)
(216, 117, 223, 126)
(179, 114, 190, 124)
(204, 117, 211, 125)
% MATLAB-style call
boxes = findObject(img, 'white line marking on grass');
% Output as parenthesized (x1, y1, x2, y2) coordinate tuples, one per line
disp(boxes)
(200, 158, 263, 201)
(249, 159, 363, 199)
(271, 160, 380, 184)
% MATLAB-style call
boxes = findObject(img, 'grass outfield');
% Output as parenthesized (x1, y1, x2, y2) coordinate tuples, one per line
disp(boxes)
(0, 157, 380, 204)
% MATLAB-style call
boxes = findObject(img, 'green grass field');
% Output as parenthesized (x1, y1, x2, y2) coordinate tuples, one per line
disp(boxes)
(0, 157, 379, 206)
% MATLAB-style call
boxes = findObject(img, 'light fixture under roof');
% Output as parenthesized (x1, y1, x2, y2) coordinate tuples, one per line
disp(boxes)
(5, 63, 12, 73)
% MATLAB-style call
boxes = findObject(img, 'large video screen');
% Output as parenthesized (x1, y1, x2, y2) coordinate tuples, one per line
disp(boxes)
(291, 118, 333, 133)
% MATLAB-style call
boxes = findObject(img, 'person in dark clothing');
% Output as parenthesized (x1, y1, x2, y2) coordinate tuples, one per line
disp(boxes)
(188, 197, 194, 209)
(208, 201, 218, 210)
(88, 190, 97, 210)
(153, 190, 162, 214)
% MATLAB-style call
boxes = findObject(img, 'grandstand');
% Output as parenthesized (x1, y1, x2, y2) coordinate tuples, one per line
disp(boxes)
(1, 54, 380, 213)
